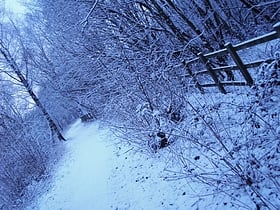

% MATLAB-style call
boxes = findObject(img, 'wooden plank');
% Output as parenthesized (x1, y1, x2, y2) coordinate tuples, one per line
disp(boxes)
(225, 43, 254, 86)
(235, 22, 280, 51)
(202, 30, 278, 59)
(213, 59, 274, 72)
(184, 59, 275, 77)
(184, 57, 200, 65)
(201, 81, 247, 87)
(198, 53, 227, 94)
(193, 66, 237, 76)
(203, 48, 228, 60)
(235, 31, 279, 51)
(185, 49, 228, 65)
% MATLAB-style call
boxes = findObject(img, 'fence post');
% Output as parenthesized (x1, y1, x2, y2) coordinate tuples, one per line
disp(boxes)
(183, 61, 205, 93)
(198, 53, 227, 94)
(225, 43, 254, 86)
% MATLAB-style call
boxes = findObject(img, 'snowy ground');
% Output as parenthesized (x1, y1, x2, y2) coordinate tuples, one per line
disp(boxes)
(26, 120, 209, 210)
(27, 112, 278, 210)
(27, 120, 113, 210)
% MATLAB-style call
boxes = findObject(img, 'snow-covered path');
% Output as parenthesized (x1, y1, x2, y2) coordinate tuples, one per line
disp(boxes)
(27, 120, 225, 210)
(34, 120, 113, 210)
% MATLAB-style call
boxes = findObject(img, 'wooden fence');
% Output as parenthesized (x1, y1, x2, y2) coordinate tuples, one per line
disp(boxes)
(183, 22, 280, 94)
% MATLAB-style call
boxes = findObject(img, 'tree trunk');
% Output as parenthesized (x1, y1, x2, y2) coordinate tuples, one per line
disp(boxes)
(0, 41, 66, 141)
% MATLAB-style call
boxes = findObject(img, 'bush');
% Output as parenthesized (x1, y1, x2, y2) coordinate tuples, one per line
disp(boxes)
(0, 108, 63, 209)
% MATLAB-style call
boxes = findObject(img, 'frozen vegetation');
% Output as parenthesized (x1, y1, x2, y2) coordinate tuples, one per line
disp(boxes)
(0, 0, 280, 209)
(27, 69, 280, 209)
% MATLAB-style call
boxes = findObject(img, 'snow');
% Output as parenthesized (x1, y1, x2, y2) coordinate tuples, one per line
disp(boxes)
(26, 78, 280, 210)
(28, 120, 113, 210)
(26, 120, 204, 210)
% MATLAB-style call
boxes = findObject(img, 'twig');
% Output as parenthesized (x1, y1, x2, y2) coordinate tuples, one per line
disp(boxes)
(81, 0, 99, 28)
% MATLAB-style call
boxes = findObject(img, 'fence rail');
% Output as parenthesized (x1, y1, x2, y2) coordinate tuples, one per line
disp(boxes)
(183, 22, 280, 94)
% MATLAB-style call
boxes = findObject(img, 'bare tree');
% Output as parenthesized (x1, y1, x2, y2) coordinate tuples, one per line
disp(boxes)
(0, 39, 65, 141)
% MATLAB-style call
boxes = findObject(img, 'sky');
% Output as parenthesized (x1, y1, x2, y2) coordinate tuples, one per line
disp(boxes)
(4, 0, 27, 17)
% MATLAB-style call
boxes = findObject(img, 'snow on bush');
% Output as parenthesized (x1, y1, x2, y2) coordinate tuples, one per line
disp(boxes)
(114, 58, 280, 209)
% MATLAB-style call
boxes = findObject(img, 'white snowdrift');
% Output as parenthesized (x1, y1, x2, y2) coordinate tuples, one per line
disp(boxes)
(27, 119, 245, 210)
(30, 120, 113, 210)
